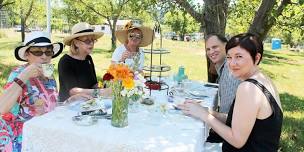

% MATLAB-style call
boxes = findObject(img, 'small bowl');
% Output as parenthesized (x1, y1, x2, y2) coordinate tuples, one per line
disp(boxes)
(72, 115, 98, 126)
(141, 97, 154, 105)
(145, 81, 161, 90)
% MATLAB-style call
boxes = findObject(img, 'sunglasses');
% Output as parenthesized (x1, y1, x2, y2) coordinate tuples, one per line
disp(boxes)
(28, 46, 54, 57)
(128, 33, 143, 40)
(76, 38, 97, 45)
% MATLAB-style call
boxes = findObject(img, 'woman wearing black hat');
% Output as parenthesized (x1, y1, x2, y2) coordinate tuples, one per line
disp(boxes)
(0, 31, 63, 151)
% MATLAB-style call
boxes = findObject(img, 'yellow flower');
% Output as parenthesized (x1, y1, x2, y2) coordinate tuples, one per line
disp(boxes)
(122, 77, 134, 90)
(98, 81, 103, 88)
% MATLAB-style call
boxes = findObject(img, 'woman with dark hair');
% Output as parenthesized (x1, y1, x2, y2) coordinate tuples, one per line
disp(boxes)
(178, 33, 283, 151)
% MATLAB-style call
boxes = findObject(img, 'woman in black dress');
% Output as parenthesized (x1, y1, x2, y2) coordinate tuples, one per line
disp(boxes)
(178, 33, 283, 152)
(58, 22, 111, 102)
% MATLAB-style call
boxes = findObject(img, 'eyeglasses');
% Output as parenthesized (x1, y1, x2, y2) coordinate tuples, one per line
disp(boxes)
(28, 46, 54, 57)
(128, 33, 143, 40)
(76, 38, 97, 45)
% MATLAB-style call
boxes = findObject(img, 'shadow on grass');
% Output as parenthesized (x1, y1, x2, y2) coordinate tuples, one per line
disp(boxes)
(0, 41, 21, 50)
(279, 92, 304, 152)
(93, 48, 113, 54)
(0, 61, 17, 86)
(262, 51, 298, 66)
(285, 52, 304, 58)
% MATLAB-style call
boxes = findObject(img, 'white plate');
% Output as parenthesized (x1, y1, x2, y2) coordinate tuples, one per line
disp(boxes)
(68, 99, 105, 112)
(188, 90, 208, 97)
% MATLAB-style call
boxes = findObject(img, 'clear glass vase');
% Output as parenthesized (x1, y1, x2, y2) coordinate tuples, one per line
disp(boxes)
(111, 94, 129, 128)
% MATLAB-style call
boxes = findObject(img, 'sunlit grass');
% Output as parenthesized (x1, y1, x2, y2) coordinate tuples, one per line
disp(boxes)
(0, 29, 303, 151)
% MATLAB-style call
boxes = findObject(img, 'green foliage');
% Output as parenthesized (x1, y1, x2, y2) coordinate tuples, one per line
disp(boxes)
(270, 3, 304, 46)
(226, 0, 304, 46)
(62, 0, 104, 26)
(226, 0, 260, 35)
(6, 0, 44, 28)
(164, 9, 200, 37)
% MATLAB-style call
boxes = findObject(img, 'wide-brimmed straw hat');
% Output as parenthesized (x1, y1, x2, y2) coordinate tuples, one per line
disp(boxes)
(115, 21, 154, 47)
(15, 31, 63, 62)
(63, 22, 104, 46)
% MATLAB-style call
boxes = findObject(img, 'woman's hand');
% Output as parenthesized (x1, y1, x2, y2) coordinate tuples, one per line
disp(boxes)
(178, 100, 210, 121)
(120, 51, 133, 62)
(19, 63, 43, 81)
(66, 93, 93, 103)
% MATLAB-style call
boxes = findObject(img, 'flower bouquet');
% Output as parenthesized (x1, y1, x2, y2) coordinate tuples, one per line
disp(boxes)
(106, 64, 145, 127)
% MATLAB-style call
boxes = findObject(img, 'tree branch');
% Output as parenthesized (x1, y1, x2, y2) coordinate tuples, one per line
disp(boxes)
(248, 0, 291, 40)
(173, 0, 204, 22)
(78, 0, 108, 19)
(276, 0, 292, 17)
(0, 1, 15, 9)
(24, 0, 34, 21)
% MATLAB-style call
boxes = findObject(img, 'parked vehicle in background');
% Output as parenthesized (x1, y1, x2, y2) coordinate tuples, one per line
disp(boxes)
(172, 35, 178, 40)
(164, 32, 179, 40)
(185, 35, 191, 41)
(190, 33, 203, 41)
(14, 25, 31, 32)
(14, 25, 21, 32)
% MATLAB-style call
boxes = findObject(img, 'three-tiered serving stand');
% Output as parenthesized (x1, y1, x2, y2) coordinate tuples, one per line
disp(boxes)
(143, 23, 171, 95)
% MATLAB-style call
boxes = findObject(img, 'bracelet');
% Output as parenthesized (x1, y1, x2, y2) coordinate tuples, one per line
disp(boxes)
(13, 77, 27, 90)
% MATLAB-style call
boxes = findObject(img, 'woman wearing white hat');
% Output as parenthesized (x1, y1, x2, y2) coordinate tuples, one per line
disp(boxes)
(111, 21, 154, 72)
(58, 22, 110, 102)
(0, 31, 63, 151)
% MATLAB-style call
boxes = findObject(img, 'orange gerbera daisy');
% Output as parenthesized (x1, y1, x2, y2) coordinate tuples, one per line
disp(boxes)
(108, 64, 133, 81)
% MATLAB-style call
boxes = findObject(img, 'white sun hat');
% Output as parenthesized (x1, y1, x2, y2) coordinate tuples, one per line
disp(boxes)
(14, 31, 63, 61)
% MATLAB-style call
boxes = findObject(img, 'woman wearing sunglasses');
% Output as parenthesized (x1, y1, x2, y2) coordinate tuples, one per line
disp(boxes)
(0, 31, 63, 151)
(111, 21, 154, 72)
(59, 22, 111, 102)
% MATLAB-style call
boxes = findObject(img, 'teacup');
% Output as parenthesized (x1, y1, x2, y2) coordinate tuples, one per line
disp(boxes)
(41, 64, 54, 78)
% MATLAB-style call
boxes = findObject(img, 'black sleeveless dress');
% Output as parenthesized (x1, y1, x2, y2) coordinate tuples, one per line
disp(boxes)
(222, 79, 283, 152)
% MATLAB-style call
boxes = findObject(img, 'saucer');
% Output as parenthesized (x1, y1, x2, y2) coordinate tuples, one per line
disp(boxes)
(72, 115, 98, 126)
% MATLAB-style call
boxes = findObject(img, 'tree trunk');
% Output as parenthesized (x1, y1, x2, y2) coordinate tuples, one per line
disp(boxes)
(174, 0, 228, 82)
(203, 0, 227, 36)
(21, 17, 25, 42)
(203, 0, 228, 83)
(248, 0, 291, 40)
(108, 17, 117, 51)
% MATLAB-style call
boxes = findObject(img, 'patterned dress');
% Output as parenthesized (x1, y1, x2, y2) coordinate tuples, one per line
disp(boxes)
(0, 64, 58, 152)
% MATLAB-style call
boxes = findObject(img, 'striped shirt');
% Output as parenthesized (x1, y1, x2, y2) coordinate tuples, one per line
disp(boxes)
(216, 60, 241, 113)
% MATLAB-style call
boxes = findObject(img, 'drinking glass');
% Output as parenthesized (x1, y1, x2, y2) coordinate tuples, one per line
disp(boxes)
(41, 63, 54, 78)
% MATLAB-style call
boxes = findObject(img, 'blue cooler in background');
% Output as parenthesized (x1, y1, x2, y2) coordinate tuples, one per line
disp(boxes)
(272, 38, 282, 50)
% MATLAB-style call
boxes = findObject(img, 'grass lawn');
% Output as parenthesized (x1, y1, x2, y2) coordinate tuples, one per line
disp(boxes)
(0, 29, 303, 151)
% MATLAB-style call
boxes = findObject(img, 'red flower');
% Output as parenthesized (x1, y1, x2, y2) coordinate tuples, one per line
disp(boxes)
(102, 72, 114, 81)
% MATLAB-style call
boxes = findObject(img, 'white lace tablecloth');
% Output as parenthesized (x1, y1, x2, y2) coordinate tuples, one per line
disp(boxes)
(22, 81, 218, 152)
